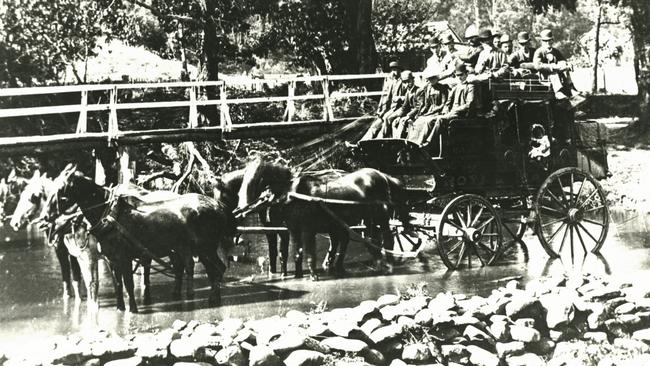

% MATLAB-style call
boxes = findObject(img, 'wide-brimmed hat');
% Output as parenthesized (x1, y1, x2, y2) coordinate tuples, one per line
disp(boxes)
(441, 34, 455, 45)
(540, 29, 554, 41)
(499, 34, 512, 44)
(478, 29, 494, 40)
(422, 68, 440, 79)
(517, 31, 531, 44)
(464, 25, 478, 39)
(400, 70, 414, 81)
(388, 61, 403, 70)
(430, 37, 441, 47)
(454, 62, 468, 75)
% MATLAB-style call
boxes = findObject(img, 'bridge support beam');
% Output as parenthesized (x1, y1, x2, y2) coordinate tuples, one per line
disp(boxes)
(118, 146, 133, 184)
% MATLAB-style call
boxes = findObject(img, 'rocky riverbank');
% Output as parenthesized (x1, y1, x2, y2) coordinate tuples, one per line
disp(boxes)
(4, 273, 650, 366)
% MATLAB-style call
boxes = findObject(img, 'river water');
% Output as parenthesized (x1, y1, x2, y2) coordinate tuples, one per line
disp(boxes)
(0, 210, 648, 356)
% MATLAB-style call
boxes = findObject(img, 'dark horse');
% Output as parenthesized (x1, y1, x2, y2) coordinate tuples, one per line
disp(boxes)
(238, 160, 409, 280)
(42, 164, 236, 312)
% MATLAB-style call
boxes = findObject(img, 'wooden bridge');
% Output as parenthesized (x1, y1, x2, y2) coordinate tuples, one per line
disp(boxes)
(0, 74, 386, 155)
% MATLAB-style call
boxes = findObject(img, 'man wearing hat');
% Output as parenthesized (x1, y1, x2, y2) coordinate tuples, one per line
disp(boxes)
(475, 29, 508, 79)
(499, 34, 513, 55)
(508, 31, 535, 70)
(458, 25, 483, 70)
(381, 70, 419, 137)
(424, 62, 477, 154)
(439, 33, 459, 79)
(492, 30, 503, 49)
(406, 68, 449, 145)
(426, 37, 445, 72)
(361, 61, 405, 140)
(533, 29, 575, 99)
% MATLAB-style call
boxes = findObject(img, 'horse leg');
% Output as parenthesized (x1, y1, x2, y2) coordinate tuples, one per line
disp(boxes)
(110, 262, 125, 311)
(170, 253, 184, 300)
(260, 211, 278, 274)
(54, 240, 72, 299)
(141, 259, 152, 305)
(290, 228, 303, 279)
(379, 216, 395, 274)
(333, 230, 350, 277)
(69, 255, 82, 301)
(120, 259, 138, 313)
(88, 253, 99, 314)
(279, 230, 290, 277)
(302, 231, 319, 281)
(184, 253, 195, 300)
(323, 233, 339, 274)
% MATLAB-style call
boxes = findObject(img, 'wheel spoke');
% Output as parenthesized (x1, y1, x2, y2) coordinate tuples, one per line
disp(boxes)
(577, 189, 599, 210)
(455, 211, 467, 228)
(574, 175, 587, 204)
(557, 223, 570, 253)
(544, 188, 568, 211)
(556, 178, 568, 205)
(469, 206, 484, 227)
(444, 220, 464, 233)
(467, 202, 473, 228)
(577, 221, 601, 244)
(582, 218, 605, 227)
(546, 221, 567, 244)
(475, 216, 496, 231)
(473, 244, 487, 266)
(477, 241, 496, 255)
(541, 216, 567, 228)
(455, 242, 467, 268)
(569, 173, 574, 205)
(570, 225, 575, 260)
(574, 224, 588, 253)
(395, 230, 405, 251)
(540, 205, 564, 216)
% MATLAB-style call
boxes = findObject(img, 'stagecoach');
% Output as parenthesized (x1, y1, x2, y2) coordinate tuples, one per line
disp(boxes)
(353, 78, 610, 270)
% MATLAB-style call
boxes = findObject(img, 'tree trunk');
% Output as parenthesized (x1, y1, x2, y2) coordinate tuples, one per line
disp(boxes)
(339, 0, 377, 74)
(628, 1, 650, 123)
(592, 6, 602, 94)
(197, 0, 220, 125)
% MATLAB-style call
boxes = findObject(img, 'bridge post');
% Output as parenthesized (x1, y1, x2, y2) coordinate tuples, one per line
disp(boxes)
(189, 85, 198, 128)
(219, 84, 232, 131)
(286, 80, 295, 122)
(321, 77, 334, 121)
(118, 146, 133, 184)
(76, 90, 88, 133)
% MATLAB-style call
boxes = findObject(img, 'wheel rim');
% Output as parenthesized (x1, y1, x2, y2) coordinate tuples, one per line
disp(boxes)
(535, 168, 609, 259)
(437, 194, 502, 270)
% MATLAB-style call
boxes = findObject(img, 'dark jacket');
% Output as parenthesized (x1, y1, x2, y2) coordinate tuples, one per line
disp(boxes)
(443, 81, 476, 118)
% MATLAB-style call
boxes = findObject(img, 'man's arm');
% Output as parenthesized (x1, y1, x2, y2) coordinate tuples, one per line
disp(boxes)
(450, 83, 475, 116)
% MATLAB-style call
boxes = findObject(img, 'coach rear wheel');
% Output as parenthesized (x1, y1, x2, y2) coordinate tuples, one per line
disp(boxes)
(437, 194, 502, 270)
(534, 167, 609, 259)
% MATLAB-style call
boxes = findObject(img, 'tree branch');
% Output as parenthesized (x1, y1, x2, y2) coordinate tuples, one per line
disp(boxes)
(126, 0, 201, 26)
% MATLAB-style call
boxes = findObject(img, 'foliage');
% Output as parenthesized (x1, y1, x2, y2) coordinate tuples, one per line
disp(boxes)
(0, 0, 106, 86)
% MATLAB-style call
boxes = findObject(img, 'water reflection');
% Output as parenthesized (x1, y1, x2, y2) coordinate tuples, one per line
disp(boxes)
(0, 210, 648, 352)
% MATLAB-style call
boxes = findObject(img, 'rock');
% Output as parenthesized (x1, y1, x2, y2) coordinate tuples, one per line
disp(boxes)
(306, 323, 328, 338)
(396, 316, 416, 329)
(509, 326, 541, 343)
(377, 294, 400, 308)
(526, 339, 555, 355)
(505, 295, 543, 320)
(268, 330, 307, 355)
(452, 315, 481, 328)
(302, 337, 331, 354)
(169, 338, 201, 360)
(355, 301, 379, 322)
(361, 348, 387, 366)
(584, 286, 622, 302)
(430, 327, 461, 342)
(488, 320, 510, 341)
(402, 343, 430, 362)
(328, 321, 356, 337)
(321, 337, 368, 354)
(388, 360, 407, 366)
(380, 305, 398, 322)
(414, 309, 434, 325)
(429, 292, 456, 311)
(583, 332, 608, 343)
(604, 319, 628, 338)
(548, 330, 564, 342)
(633, 328, 650, 344)
(193, 323, 219, 338)
(540, 293, 575, 329)
(172, 320, 188, 332)
(135, 332, 174, 360)
(104, 357, 143, 366)
(396, 296, 428, 317)
(496, 342, 525, 358)
(361, 318, 383, 337)
(463, 325, 494, 346)
(506, 353, 545, 366)
(457, 296, 488, 315)
(369, 324, 403, 344)
(214, 345, 244, 366)
(248, 346, 283, 366)
(615, 302, 637, 315)
(588, 304, 607, 330)
(615, 337, 650, 353)
(513, 318, 535, 328)
(441, 344, 469, 364)
(88, 336, 137, 360)
(283, 350, 325, 366)
(216, 319, 244, 338)
(431, 311, 456, 327)
(619, 314, 643, 329)
(82, 359, 101, 366)
(285, 310, 308, 325)
(467, 345, 500, 366)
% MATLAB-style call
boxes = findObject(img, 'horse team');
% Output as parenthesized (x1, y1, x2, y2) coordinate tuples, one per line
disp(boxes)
(1, 160, 409, 312)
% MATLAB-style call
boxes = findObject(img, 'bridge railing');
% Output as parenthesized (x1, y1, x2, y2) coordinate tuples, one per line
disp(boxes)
(0, 74, 387, 153)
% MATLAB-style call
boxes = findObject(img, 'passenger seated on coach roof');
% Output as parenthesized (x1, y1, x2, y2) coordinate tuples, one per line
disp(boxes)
(474, 29, 509, 81)
(439, 34, 460, 80)
(499, 34, 513, 56)
(423, 62, 478, 155)
(360, 61, 405, 140)
(406, 69, 449, 146)
(382, 70, 418, 138)
(508, 31, 536, 77)
(426, 37, 445, 72)
(458, 25, 483, 71)
(533, 29, 575, 99)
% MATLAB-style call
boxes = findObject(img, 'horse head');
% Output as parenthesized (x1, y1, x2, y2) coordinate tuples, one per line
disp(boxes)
(237, 159, 293, 213)
(39, 163, 79, 224)
(9, 169, 55, 231)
